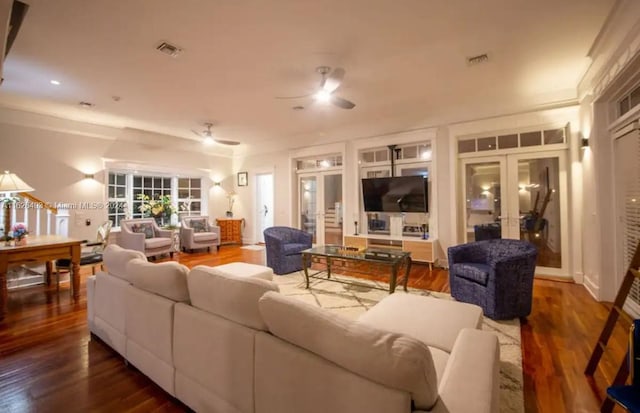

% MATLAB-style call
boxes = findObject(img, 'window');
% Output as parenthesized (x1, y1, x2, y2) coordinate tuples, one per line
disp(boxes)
(618, 83, 640, 118)
(457, 127, 566, 154)
(178, 178, 202, 218)
(107, 172, 203, 228)
(107, 173, 127, 227)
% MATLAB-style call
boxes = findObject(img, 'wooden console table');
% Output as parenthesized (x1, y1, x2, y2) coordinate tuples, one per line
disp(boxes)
(344, 234, 437, 270)
(216, 218, 243, 245)
(0, 235, 81, 321)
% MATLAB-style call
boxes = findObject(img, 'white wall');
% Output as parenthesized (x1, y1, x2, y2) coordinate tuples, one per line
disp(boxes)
(232, 150, 291, 244)
(577, 0, 640, 301)
(0, 109, 232, 241)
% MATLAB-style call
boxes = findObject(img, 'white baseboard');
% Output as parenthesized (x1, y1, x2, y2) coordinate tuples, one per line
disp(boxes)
(583, 273, 600, 301)
(573, 271, 584, 284)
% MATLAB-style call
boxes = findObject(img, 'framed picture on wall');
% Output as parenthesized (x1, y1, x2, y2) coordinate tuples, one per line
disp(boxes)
(237, 172, 248, 187)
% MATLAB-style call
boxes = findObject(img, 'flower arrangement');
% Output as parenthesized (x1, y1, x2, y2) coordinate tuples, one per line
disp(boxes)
(136, 194, 177, 219)
(12, 223, 28, 240)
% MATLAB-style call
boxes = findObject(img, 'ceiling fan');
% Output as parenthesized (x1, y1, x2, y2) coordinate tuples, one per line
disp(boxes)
(192, 122, 240, 146)
(277, 66, 356, 110)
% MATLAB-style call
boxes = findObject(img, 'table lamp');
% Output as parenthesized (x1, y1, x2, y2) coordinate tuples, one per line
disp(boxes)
(0, 171, 34, 243)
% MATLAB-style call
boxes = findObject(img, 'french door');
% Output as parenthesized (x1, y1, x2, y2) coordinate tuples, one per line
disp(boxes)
(460, 150, 568, 276)
(298, 172, 343, 245)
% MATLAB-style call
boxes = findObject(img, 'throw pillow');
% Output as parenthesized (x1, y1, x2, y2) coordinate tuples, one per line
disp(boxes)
(190, 219, 208, 233)
(131, 223, 155, 239)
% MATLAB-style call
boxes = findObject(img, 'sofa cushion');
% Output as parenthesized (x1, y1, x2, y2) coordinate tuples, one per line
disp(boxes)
(258, 292, 439, 410)
(144, 237, 173, 249)
(126, 258, 190, 302)
(103, 244, 147, 282)
(450, 263, 491, 285)
(283, 243, 308, 255)
(357, 293, 483, 353)
(188, 266, 279, 331)
(213, 262, 274, 281)
(131, 222, 155, 239)
(190, 219, 208, 233)
(193, 232, 217, 242)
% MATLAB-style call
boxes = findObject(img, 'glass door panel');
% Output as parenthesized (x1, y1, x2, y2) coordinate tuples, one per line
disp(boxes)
(323, 174, 343, 245)
(461, 158, 507, 242)
(508, 153, 566, 272)
(299, 176, 317, 243)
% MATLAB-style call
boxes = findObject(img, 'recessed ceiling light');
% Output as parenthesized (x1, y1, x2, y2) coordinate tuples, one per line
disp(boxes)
(292, 105, 305, 111)
(50, 80, 60, 85)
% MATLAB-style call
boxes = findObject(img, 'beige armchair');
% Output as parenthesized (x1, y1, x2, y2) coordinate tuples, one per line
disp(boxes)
(180, 216, 220, 253)
(118, 218, 174, 259)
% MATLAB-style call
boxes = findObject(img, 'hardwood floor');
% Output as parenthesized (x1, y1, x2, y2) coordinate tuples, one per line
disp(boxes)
(0, 246, 630, 412)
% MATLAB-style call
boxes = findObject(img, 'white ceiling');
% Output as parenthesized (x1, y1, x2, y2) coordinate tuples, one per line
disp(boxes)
(0, 0, 616, 156)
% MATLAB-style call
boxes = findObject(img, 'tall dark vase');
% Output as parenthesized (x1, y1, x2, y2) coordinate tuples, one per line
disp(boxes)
(226, 211, 233, 218)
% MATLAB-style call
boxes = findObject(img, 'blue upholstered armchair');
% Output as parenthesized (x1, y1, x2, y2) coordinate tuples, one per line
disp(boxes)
(448, 239, 537, 320)
(264, 226, 313, 275)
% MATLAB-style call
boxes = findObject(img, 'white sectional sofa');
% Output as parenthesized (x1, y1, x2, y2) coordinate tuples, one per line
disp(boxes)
(87, 245, 501, 413)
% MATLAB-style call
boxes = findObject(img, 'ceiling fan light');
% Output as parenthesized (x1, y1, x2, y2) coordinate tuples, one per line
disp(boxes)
(314, 89, 331, 103)
(203, 136, 214, 146)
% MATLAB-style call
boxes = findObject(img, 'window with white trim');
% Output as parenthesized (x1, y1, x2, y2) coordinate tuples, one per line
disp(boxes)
(178, 178, 202, 218)
(107, 173, 127, 227)
(107, 172, 203, 228)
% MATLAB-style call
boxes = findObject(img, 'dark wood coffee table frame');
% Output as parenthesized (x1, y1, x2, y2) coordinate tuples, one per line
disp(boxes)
(301, 245, 412, 294)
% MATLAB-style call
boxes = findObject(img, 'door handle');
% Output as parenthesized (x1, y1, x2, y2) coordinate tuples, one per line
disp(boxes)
(263, 205, 268, 217)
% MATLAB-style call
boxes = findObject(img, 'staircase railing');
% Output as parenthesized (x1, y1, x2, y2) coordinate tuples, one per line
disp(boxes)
(4, 192, 70, 237)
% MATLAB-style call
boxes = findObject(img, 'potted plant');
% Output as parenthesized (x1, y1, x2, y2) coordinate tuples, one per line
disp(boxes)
(137, 194, 177, 226)
(12, 223, 28, 246)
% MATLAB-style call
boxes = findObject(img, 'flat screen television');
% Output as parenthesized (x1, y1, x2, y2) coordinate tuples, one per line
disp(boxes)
(361, 176, 428, 213)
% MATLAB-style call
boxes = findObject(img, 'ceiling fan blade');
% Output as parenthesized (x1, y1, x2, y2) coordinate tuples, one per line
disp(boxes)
(191, 129, 203, 137)
(275, 93, 313, 99)
(323, 68, 345, 93)
(214, 139, 241, 146)
(330, 95, 356, 109)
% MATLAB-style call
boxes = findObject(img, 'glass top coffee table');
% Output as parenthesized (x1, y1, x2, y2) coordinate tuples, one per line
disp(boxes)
(300, 245, 412, 294)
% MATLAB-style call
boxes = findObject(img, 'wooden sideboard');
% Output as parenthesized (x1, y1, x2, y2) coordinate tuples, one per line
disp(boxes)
(216, 218, 243, 245)
(344, 234, 437, 270)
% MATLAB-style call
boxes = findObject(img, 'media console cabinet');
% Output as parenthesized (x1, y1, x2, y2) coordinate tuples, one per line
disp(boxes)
(343, 234, 437, 270)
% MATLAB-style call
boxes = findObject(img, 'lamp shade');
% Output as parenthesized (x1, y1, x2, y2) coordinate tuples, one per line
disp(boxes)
(0, 171, 34, 193)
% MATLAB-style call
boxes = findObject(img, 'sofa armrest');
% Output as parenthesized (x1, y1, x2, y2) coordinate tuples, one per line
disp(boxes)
(118, 230, 145, 252)
(432, 328, 500, 413)
(157, 229, 173, 238)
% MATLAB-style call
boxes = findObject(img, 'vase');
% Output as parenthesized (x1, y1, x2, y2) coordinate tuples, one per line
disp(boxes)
(14, 237, 27, 246)
(225, 211, 233, 218)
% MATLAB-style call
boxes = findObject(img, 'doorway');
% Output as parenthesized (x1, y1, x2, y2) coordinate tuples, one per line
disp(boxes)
(298, 172, 343, 245)
(255, 173, 274, 243)
(460, 150, 568, 276)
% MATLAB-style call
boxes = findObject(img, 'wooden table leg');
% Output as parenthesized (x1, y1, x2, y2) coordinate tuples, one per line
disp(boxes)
(71, 244, 80, 300)
(0, 255, 8, 321)
(45, 261, 53, 285)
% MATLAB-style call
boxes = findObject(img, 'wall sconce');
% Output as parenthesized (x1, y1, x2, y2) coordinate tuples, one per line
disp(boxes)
(581, 137, 589, 148)
(213, 181, 221, 187)
(84, 173, 95, 180)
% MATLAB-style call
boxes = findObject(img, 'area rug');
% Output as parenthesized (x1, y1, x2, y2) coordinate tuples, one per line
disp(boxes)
(240, 245, 265, 251)
(272, 271, 524, 413)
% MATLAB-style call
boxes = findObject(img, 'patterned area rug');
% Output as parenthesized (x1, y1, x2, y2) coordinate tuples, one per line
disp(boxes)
(272, 271, 524, 413)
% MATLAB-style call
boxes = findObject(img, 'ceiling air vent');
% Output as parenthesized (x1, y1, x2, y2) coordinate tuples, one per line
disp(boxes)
(156, 41, 182, 57)
(467, 53, 489, 66)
